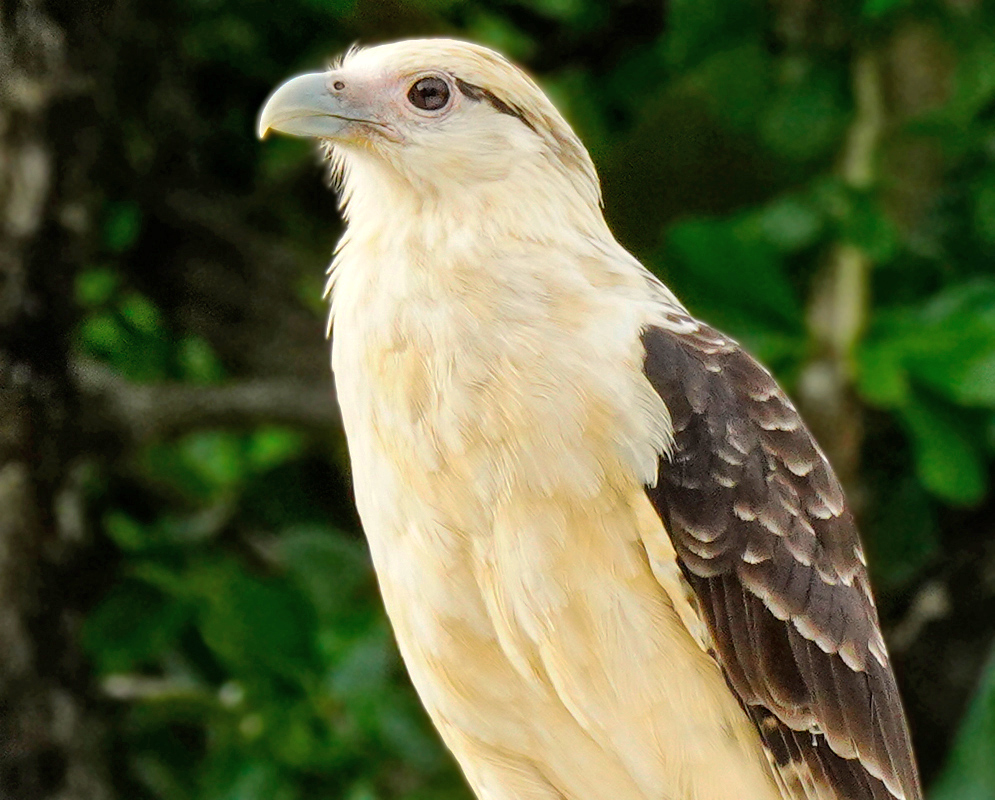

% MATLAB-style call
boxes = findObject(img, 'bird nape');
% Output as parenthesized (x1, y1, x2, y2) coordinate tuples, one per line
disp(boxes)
(258, 38, 923, 800)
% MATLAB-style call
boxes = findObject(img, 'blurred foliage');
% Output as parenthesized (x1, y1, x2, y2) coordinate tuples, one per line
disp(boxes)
(69, 0, 995, 798)
(932, 643, 995, 800)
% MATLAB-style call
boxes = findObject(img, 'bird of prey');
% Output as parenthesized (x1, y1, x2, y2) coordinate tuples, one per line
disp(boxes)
(258, 39, 922, 800)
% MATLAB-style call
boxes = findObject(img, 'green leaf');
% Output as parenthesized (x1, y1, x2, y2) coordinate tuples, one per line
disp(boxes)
(750, 194, 824, 252)
(683, 44, 770, 133)
(247, 428, 306, 472)
(83, 581, 191, 673)
(295, 0, 357, 14)
(104, 506, 228, 553)
(130, 561, 193, 599)
(104, 510, 150, 551)
(79, 313, 129, 355)
(857, 283, 995, 409)
(663, 0, 757, 70)
(329, 627, 391, 699)
(344, 783, 377, 800)
(119, 291, 163, 335)
(192, 560, 318, 678)
(863, 475, 938, 589)
(842, 194, 900, 263)
(943, 350, 995, 407)
(664, 215, 803, 330)
(203, 760, 295, 800)
(944, 36, 995, 126)
(931, 646, 995, 800)
(862, 0, 911, 18)
(855, 338, 911, 408)
(179, 336, 225, 384)
(129, 751, 195, 800)
(140, 442, 218, 502)
(759, 71, 846, 162)
(906, 286, 995, 406)
(371, 690, 445, 772)
(279, 526, 371, 622)
(507, 0, 587, 24)
(269, 713, 323, 769)
(76, 267, 120, 307)
(103, 201, 143, 253)
(899, 397, 987, 506)
(178, 431, 246, 491)
(974, 173, 995, 246)
(463, 8, 536, 62)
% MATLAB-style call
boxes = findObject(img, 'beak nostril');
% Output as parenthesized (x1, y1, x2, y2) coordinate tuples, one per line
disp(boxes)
(257, 71, 357, 140)
(332, 80, 345, 91)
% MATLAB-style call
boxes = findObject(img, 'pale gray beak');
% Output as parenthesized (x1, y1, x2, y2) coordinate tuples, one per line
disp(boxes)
(257, 72, 362, 140)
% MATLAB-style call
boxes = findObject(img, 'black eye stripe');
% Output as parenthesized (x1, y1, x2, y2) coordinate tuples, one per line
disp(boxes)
(408, 77, 451, 111)
(455, 78, 536, 133)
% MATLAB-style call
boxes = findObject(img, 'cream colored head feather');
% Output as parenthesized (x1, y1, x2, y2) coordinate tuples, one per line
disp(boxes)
(258, 39, 602, 221)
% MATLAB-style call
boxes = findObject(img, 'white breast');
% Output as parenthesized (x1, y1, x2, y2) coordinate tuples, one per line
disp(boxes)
(329, 232, 785, 800)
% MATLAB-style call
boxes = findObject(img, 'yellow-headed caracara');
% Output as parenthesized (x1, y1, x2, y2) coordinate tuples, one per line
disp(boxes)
(258, 39, 922, 800)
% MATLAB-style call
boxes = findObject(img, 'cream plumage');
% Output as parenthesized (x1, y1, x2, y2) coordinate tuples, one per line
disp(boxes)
(258, 39, 922, 800)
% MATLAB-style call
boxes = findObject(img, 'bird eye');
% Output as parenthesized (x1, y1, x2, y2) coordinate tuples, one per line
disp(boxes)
(408, 77, 451, 111)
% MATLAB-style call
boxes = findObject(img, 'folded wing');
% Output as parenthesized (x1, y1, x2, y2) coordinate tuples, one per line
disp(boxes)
(640, 314, 922, 800)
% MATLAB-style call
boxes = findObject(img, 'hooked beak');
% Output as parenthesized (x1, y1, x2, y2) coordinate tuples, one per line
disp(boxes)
(257, 72, 367, 140)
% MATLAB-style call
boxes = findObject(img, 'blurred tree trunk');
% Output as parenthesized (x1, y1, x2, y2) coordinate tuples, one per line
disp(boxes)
(0, 2, 112, 798)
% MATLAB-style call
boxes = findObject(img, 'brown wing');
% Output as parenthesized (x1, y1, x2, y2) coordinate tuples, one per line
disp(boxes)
(640, 316, 922, 800)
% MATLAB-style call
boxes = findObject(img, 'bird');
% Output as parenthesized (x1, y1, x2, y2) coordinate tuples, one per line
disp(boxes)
(257, 38, 923, 800)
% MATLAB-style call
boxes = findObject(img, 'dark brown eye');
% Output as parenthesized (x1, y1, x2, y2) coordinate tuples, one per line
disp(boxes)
(408, 77, 450, 111)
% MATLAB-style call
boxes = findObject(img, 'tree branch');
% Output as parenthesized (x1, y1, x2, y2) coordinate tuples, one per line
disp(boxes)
(73, 359, 341, 445)
(797, 50, 884, 499)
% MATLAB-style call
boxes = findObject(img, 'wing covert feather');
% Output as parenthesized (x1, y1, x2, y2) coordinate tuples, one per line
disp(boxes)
(640, 318, 922, 800)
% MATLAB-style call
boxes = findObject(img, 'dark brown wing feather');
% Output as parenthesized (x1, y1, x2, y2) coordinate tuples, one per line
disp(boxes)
(641, 316, 922, 800)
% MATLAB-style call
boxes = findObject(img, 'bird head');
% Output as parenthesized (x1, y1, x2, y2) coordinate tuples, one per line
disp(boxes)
(258, 39, 602, 226)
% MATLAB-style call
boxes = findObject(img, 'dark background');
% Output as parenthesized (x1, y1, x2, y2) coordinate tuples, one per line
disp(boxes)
(2, 0, 995, 798)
